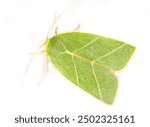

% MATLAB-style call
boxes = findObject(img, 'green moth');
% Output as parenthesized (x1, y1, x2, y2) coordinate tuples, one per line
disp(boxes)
(46, 32, 135, 104)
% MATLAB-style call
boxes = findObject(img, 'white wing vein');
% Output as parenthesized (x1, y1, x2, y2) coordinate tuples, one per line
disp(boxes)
(73, 37, 100, 53)
(93, 43, 126, 62)
(91, 63, 103, 100)
(72, 55, 79, 85)
(60, 40, 68, 51)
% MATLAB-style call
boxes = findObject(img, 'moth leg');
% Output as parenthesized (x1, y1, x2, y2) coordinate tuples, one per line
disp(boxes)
(73, 24, 81, 32)
(22, 51, 46, 83)
(36, 54, 48, 86)
(22, 55, 34, 83)
(55, 25, 58, 35)
(29, 50, 46, 56)
(37, 42, 46, 51)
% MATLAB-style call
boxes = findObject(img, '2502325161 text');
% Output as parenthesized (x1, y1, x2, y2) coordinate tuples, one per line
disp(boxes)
(14, 115, 135, 124)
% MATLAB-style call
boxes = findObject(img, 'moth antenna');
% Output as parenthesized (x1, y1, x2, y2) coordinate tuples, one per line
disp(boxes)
(46, 13, 63, 39)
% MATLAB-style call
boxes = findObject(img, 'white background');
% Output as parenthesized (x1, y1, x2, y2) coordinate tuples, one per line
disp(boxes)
(0, 0, 150, 126)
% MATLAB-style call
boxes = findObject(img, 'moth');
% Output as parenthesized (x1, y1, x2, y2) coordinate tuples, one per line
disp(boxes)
(27, 16, 135, 104)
